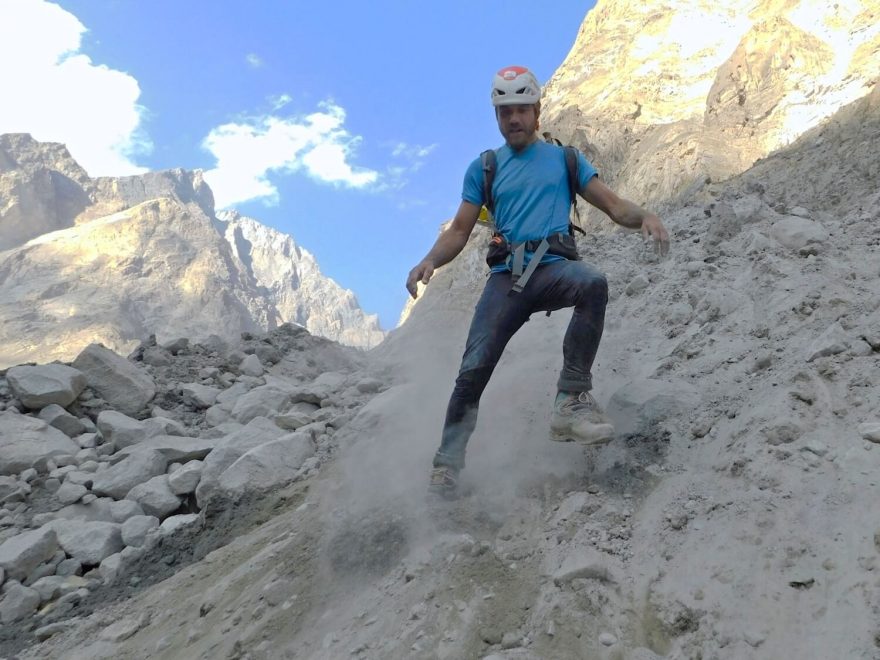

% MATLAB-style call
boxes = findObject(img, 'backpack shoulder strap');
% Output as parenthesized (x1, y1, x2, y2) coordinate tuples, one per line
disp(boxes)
(480, 149, 497, 214)
(562, 146, 579, 208)
(563, 146, 586, 235)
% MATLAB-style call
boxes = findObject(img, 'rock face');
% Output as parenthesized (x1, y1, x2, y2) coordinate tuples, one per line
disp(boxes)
(217, 212, 385, 349)
(540, 0, 880, 227)
(0, 134, 385, 368)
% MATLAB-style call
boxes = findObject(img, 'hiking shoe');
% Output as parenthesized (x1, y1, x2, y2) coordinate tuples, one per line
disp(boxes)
(428, 466, 459, 499)
(550, 391, 615, 445)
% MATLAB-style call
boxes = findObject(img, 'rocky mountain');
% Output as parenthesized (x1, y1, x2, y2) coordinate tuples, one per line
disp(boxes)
(0, 1, 878, 659)
(215, 211, 384, 351)
(540, 0, 880, 228)
(0, 133, 384, 367)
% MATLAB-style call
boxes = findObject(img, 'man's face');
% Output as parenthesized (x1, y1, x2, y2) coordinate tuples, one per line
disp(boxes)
(496, 104, 539, 151)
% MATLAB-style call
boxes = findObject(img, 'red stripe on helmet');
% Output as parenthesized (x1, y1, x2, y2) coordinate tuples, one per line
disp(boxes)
(498, 65, 529, 81)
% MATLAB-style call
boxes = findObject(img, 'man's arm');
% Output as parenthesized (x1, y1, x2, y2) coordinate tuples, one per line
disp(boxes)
(579, 176, 670, 256)
(406, 200, 481, 299)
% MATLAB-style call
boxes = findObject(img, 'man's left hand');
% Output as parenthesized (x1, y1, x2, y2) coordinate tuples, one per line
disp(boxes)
(642, 214, 670, 257)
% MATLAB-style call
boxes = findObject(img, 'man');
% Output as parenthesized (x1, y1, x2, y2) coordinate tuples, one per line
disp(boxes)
(406, 65, 669, 495)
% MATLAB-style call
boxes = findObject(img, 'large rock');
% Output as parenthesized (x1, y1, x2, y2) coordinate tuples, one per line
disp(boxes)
(168, 460, 203, 495)
(770, 215, 829, 251)
(180, 383, 221, 409)
(5, 364, 86, 409)
(37, 404, 86, 437)
(46, 520, 123, 565)
(606, 379, 700, 436)
(552, 546, 621, 586)
(0, 411, 80, 475)
(0, 582, 41, 623)
(0, 527, 59, 581)
(230, 385, 292, 424)
(126, 475, 181, 519)
(195, 417, 282, 507)
(90, 449, 168, 499)
(806, 322, 849, 362)
(71, 344, 156, 415)
(216, 431, 314, 500)
(120, 515, 159, 548)
(96, 410, 151, 449)
(116, 436, 217, 463)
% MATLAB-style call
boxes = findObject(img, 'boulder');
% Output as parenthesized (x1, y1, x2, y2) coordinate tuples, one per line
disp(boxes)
(180, 383, 221, 409)
(96, 410, 158, 449)
(0, 411, 80, 475)
(552, 546, 620, 586)
(606, 379, 700, 435)
(38, 404, 86, 437)
(120, 515, 159, 547)
(90, 449, 168, 499)
(55, 558, 82, 576)
(5, 364, 86, 410)
(859, 423, 880, 443)
(0, 475, 27, 503)
(806, 322, 849, 362)
(116, 436, 216, 463)
(312, 371, 348, 390)
(216, 432, 314, 500)
(159, 513, 201, 536)
(771, 215, 829, 250)
(0, 582, 41, 623)
(46, 520, 123, 565)
(273, 411, 313, 431)
(239, 354, 264, 377)
(0, 527, 59, 581)
(143, 416, 188, 438)
(30, 575, 87, 604)
(55, 481, 87, 505)
(126, 475, 181, 518)
(108, 499, 146, 523)
(195, 417, 283, 507)
(168, 460, 203, 495)
(72, 344, 156, 415)
(230, 385, 292, 424)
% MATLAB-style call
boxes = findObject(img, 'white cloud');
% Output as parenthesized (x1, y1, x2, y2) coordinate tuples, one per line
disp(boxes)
(245, 53, 263, 68)
(0, 0, 150, 176)
(202, 101, 379, 208)
(269, 94, 293, 110)
(375, 140, 438, 192)
(391, 142, 437, 159)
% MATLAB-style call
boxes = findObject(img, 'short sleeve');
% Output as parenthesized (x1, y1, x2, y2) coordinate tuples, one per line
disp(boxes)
(576, 150, 598, 188)
(461, 157, 484, 206)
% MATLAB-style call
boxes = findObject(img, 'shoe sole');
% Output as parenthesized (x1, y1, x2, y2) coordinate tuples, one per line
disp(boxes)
(549, 428, 615, 446)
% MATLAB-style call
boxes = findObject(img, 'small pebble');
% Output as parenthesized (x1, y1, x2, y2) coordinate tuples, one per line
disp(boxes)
(598, 632, 617, 646)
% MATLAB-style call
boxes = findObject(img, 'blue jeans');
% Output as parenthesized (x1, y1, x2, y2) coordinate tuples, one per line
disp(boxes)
(433, 259, 608, 470)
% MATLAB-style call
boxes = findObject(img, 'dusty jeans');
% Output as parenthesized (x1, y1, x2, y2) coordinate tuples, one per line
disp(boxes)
(433, 259, 608, 470)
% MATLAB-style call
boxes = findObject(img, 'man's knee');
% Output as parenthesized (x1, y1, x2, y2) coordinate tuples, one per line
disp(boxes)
(451, 366, 494, 401)
(576, 267, 608, 305)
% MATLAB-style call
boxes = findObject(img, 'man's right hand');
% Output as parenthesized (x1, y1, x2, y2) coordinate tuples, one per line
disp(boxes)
(406, 260, 435, 299)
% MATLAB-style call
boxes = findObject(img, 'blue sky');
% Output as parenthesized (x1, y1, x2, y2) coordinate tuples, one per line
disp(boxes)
(1, 0, 596, 329)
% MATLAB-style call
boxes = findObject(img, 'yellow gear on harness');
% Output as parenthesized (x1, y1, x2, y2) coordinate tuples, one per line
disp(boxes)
(477, 205, 495, 231)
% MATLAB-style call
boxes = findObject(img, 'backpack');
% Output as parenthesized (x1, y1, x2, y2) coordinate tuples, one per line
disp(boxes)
(478, 142, 585, 292)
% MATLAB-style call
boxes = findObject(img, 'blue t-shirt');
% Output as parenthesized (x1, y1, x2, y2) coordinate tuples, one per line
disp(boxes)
(462, 140, 598, 272)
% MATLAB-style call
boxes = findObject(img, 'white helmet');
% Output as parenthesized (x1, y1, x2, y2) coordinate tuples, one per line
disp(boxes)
(490, 66, 541, 107)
